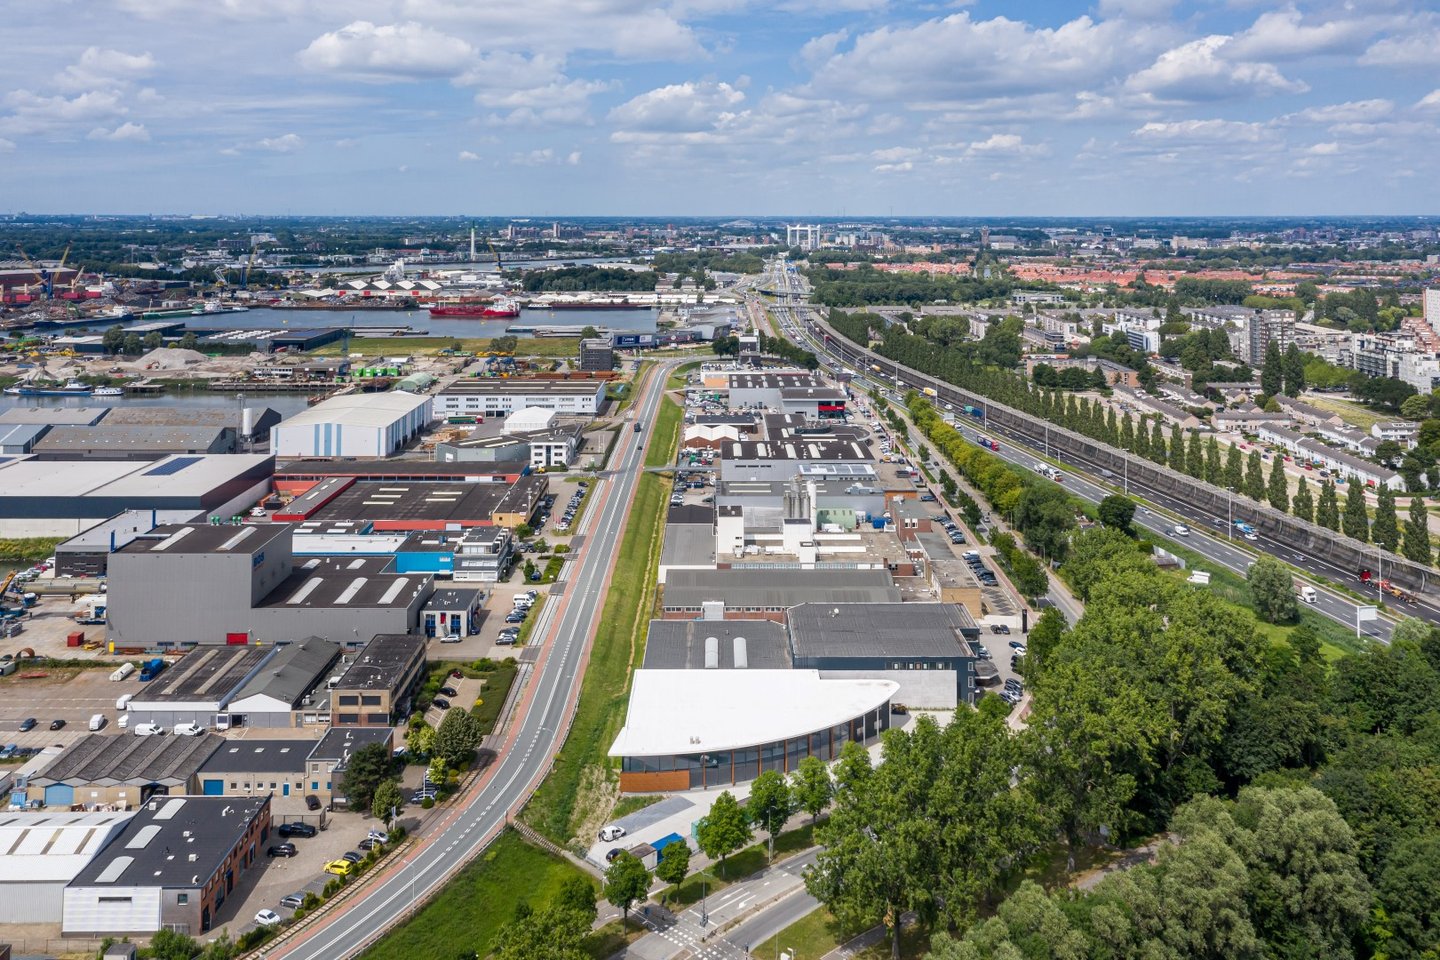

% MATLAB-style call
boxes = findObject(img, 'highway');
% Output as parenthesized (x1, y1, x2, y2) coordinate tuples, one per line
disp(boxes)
(270, 360, 676, 959)
(758, 263, 1405, 642)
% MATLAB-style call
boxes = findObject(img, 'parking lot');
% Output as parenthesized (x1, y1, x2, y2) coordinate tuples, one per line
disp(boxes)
(0, 665, 145, 751)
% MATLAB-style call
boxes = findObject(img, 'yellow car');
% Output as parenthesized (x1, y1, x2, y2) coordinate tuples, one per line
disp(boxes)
(323, 859, 353, 877)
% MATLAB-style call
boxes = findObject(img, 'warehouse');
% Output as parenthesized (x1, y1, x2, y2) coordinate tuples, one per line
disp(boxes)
(271, 391, 432, 458)
(301, 474, 546, 531)
(222, 638, 340, 728)
(0, 454, 274, 538)
(194, 741, 312, 806)
(641, 619, 790, 669)
(125, 646, 274, 728)
(0, 810, 134, 924)
(63, 795, 271, 936)
(659, 568, 901, 620)
(55, 510, 205, 578)
(718, 438, 872, 483)
(27, 734, 221, 809)
(610, 670, 897, 792)
(30, 424, 236, 459)
(105, 523, 433, 648)
(787, 602, 981, 708)
(432, 378, 606, 418)
(0, 406, 107, 426)
(0, 423, 49, 454)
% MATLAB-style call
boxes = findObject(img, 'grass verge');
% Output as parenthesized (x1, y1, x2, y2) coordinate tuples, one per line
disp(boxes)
(752, 907, 928, 960)
(314, 336, 581, 358)
(608, 793, 664, 821)
(471, 659, 519, 736)
(0, 537, 64, 563)
(645, 396, 683, 470)
(524, 469, 669, 846)
(666, 825, 815, 907)
(514, 595, 547, 647)
(358, 829, 592, 960)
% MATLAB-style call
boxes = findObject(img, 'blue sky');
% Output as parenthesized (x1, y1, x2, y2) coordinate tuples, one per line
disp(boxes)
(2, 0, 1437, 216)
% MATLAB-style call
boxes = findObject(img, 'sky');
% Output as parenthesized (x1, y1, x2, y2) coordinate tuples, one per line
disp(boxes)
(1, 0, 1438, 217)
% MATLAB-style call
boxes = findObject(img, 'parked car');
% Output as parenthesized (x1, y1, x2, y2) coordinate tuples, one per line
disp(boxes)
(255, 909, 282, 926)
(598, 824, 626, 842)
(279, 893, 306, 910)
(605, 848, 623, 863)
(278, 822, 317, 839)
(305, 794, 322, 811)
(358, 838, 380, 851)
(996, 624, 1011, 635)
(49, 719, 66, 731)
(268, 843, 298, 858)
(368, 828, 389, 843)
(341, 851, 364, 864)
(17, 718, 35, 732)
(449, 669, 464, 679)
(432, 698, 451, 710)
(440, 686, 458, 698)
(439, 634, 462, 644)
(323, 859, 353, 877)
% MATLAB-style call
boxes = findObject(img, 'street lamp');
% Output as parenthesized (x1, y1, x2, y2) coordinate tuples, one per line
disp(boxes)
(700, 877, 708, 926)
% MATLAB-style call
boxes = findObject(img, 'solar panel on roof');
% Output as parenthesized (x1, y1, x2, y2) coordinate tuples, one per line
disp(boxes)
(143, 456, 202, 476)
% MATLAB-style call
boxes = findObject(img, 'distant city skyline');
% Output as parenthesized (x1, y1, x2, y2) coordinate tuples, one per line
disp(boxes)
(2, 1, 1438, 216)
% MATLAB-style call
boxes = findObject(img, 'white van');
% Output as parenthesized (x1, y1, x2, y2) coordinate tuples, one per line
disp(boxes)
(88, 714, 106, 731)
(172, 722, 204, 737)
(133, 723, 164, 737)
(115, 693, 134, 711)
(1299, 585, 1318, 604)
(117, 713, 130, 729)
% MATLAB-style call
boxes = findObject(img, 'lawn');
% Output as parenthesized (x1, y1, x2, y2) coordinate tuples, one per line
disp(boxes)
(312, 336, 580, 358)
(524, 468, 669, 846)
(470, 659, 519, 736)
(751, 907, 929, 960)
(666, 825, 815, 908)
(514, 595, 547, 647)
(358, 829, 592, 960)
(645, 395, 684, 470)
(1299, 394, 1388, 431)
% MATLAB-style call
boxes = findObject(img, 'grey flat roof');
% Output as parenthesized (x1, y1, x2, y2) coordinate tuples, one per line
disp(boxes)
(32, 733, 221, 788)
(662, 569, 900, 609)
(332, 634, 425, 691)
(33, 425, 230, 453)
(69, 796, 267, 888)
(134, 647, 271, 703)
(197, 740, 311, 775)
(667, 504, 715, 525)
(230, 638, 339, 708)
(310, 726, 394, 762)
(788, 602, 979, 660)
(0, 423, 48, 447)
(659, 521, 716, 569)
(58, 509, 203, 550)
(0, 406, 109, 426)
(428, 588, 482, 609)
(642, 619, 790, 669)
(436, 379, 604, 396)
(116, 522, 291, 557)
(260, 557, 430, 610)
(722, 440, 871, 461)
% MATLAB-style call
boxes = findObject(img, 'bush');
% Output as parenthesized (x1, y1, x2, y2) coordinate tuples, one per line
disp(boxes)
(421, 796, 435, 809)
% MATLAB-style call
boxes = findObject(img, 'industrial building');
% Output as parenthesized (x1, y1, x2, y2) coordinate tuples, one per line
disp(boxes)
(434, 422, 584, 469)
(659, 568, 901, 620)
(105, 523, 434, 648)
(641, 619, 791, 670)
(432, 378, 606, 418)
(718, 439, 872, 483)
(306, 727, 395, 807)
(274, 472, 545, 531)
(579, 338, 615, 371)
(0, 423, 49, 454)
(63, 795, 271, 936)
(0, 454, 274, 538)
(329, 634, 426, 727)
(0, 810, 134, 924)
(271, 391, 433, 458)
(54, 510, 214, 578)
(26, 734, 221, 810)
(30, 424, 236, 459)
(194, 741, 312, 805)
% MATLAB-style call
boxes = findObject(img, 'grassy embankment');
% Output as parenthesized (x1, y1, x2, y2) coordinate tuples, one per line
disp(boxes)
(524, 389, 682, 847)
(313, 336, 580, 358)
(0, 537, 63, 563)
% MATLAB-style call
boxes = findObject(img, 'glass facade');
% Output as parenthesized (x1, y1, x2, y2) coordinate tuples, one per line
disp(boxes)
(620, 702, 892, 789)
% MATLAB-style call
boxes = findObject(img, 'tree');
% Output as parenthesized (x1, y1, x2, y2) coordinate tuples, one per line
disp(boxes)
(179, 331, 200, 350)
(554, 875, 598, 926)
(1013, 485, 1076, 560)
(1205, 436, 1222, 484)
(603, 851, 651, 927)
(1024, 606, 1068, 671)
(1316, 480, 1340, 531)
(747, 770, 796, 861)
(654, 840, 691, 901)
(371, 779, 403, 824)
(340, 742, 394, 812)
(1283, 343, 1306, 396)
(1063, 526, 1152, 602)
(102, 324, 126, 354)
(434, 707, 483, 767)
(1187, 430, 1204, 479)
(122, 333, 143, 355)
(1373, 485, 1399, 551)
(1403, 495, 1432, 565)
(1248, 555, 1298, 624)
(1292, 477, 1314, 522)
(491, 905, 591, 960)
(1377, 832, 1440, 960)
(1342, 478, 1370, 542)
(1097, 494, 1136, 534)
(1265, 457, 1288, 513)
(1169, 423, 1185, 473)
(696, 790, 752, 877)
(578, 325, 599, 340)
(1224, 445, 1244, 490)
(149, 929, 202, 960)
(1149, 418, 1167, 465)
(142, 331, 164, 350)
(1243, 449, 1265, 501)
(1261, 341, 1283, 397)
(791, 754, 833, 825)
(405, 722, 436, 758)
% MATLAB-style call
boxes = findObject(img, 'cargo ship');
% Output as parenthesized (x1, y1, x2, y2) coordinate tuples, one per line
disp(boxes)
(429, 297, 520, 319)
(3, 380, 92, 397)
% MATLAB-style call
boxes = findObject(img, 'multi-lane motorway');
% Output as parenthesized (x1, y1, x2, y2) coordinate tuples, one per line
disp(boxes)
(759, 264, 1409, 642)
(270, 360, 675, 960)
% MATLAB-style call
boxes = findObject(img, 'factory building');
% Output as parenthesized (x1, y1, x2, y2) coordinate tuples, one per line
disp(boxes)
(26, 734, 222, 810)
(272, 391, 432, 458)
(0, 810, 135, 925)
(105, 523, 433, 649)
(432, 379, 606, 419)
(579, 338, 615, 371)
(30, 425, 236, 459)
(329, 635, 427, 727)
(0, 454, 274, 538)
(63, 796, 271, 936)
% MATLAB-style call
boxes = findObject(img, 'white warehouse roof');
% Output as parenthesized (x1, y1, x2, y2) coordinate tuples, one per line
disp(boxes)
(0, 810, 134, 884)
(608, 669, 897, 758)
(502, 407, 558, 435)
(277, 391, 430, 430)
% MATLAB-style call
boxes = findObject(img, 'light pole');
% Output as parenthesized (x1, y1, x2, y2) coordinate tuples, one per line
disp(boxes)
(700, 877, 708, 926)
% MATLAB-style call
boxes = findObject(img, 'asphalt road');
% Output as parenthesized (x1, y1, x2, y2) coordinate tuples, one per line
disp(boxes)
(761, 283, 1404, 644)
(270, 361, 675, 960)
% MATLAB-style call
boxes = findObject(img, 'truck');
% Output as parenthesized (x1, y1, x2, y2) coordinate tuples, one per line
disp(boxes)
(138, 658, 166, 682)
(964, 405, 984, 420)
(921, 386, 938, 398)
(1298, 584, 1318, 604)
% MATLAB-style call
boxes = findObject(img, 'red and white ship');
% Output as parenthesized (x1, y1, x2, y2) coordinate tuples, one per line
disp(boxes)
(429, 297, 521, 318)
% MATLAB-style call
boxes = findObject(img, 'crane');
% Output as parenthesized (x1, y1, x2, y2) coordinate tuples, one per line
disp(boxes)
(487, 238, 503, 273)
(13, 246, 46, 297)
(240, 244, 261, 290)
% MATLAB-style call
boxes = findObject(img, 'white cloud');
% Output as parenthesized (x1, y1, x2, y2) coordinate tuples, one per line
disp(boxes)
(55, 47, 156, 92)
(0, 89, 127, 137)
(1226, 8, 1378, 61)
(334, 138, 359, 148)
(873, 160, 913, 173)
(797, 29, 848, 70)
(400, 0, 706, 61)
(805, 13, 1160, 106)
(1306, 141, 1340, 155)
(512, 147, 555, 165)
(458, 150, 481, 161)
(0, 138, 13, 152)
(1289, 99, 1393, 124)
(258, 133, 303, 152)
(1125, 35, 1307, 102)
(87, 121, 150, 142)
(566, 150, 581, 165)
(299, 21, 475, 79)
(1361, 25, 1440, 67)
(608, 81, 746, 134)
(1133, 118, 1272, 142)
(1417, 90, 1440, 111)
(966, 132, 1045, 156)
